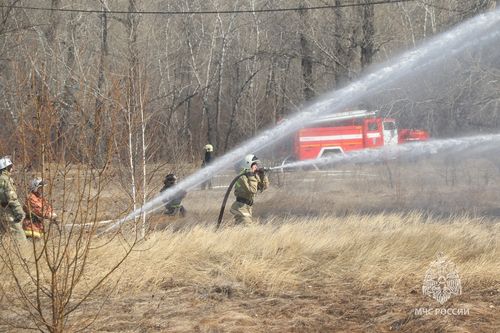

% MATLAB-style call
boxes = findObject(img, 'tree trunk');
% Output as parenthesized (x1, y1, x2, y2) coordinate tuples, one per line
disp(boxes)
(214, 34, 226, 150)
(183, 97, 194, 160)
(45, 0, 61, 45)
(44, 0, 63, 159)
(62, 15, 78, 159)
(94, 1, 109, 166)
(334, 0, 349, 86)
(203, 33, 216, 146)
(126, 0, 140, 231)
(360, 0, 375, 70)
(215, 12, 236, 150)
(139, 71, 147, 238)
(299, 4, 314, 101)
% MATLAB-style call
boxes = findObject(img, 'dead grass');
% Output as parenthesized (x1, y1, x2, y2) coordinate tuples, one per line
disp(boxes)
(62, 213, 497, 333)
(90, 213, 498, 294)
(1, 156, 499, 332)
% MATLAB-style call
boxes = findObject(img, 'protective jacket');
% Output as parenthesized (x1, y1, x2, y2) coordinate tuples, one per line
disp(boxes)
(22, 192, 54, 238)
(0, 170, 26, 241)
(230, 171, 269, 225)
(202, 151, 213, 167)
(160, 184, 187, 216)
(0, 171, 25, 223)
(233, 171, 269, 205)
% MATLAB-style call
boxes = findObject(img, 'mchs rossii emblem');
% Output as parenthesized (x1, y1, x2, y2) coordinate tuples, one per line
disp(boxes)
(422, 253, 462, 304)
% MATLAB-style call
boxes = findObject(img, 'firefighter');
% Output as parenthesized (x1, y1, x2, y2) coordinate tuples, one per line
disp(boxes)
(0, 156, 27, 242)
(22, 178, 57, 239)
(160, 173, 187, 217)
(201, 144, 214, 190)
(229, 154, 269, 226)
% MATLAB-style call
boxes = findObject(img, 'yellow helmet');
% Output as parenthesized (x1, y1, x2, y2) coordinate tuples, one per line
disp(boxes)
(204, 144, 214, 152)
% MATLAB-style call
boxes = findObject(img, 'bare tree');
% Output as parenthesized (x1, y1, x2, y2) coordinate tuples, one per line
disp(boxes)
(299, 1, 314, 101)
(93, 0, 110, 166)
(0, 85, 138, 333)
(359, 0, 375, 69)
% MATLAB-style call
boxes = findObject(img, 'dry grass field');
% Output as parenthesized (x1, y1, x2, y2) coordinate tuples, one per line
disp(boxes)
(82, 214, 498, 333)
(1, 155, 499, 332)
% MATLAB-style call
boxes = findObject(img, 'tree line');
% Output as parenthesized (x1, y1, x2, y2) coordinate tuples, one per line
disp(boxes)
(0, 0, 498, 167)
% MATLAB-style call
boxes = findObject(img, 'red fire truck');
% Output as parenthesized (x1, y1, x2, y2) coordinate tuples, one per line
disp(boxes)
(291, 110, 429, 160)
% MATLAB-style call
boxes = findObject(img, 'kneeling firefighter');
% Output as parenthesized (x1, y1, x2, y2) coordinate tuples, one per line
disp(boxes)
(160, 173, 187, 217)
(229, 154, 269, 225)
(22, 178, 58, 239)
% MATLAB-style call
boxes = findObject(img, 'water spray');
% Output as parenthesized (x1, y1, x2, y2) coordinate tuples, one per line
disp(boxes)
(103, 9, 500, 234)
(216, 133, 500, 228)
(273, 134, 500, 171)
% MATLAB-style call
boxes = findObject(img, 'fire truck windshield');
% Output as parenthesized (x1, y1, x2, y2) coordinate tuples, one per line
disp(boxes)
(383, 121, 396, 131)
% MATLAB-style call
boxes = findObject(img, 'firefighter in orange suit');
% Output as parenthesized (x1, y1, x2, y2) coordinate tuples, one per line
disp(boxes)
(229, 154, 269, 225)
(22, 178, 57, 239)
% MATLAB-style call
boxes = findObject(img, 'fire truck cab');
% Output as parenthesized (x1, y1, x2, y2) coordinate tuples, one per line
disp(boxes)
(293, 110, 428, 161)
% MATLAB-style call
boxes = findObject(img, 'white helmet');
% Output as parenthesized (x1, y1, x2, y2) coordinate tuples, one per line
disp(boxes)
(0, 156, 13, 170)
(29, 178, 46, 192)
(204, 144, 214, 152)
(242, 154, 260, 171)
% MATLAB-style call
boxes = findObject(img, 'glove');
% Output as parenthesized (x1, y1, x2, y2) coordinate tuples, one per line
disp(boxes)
(256, 168, 266, 178)
(245, 171, 255, 178)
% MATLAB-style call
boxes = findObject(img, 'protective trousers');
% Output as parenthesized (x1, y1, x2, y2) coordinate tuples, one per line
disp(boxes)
(0, 207, 27, 242)
(229, 201, 253, 225)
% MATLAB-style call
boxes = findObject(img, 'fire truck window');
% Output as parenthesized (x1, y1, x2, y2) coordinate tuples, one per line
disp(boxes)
(383, 122, 396, 130)
(368, 122, 378, 131)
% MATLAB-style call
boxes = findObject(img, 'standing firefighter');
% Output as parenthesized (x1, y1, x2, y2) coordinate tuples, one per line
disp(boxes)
(160, 173, 187, 217)
(230, 154, 269, 225)
(201, 144, 214, 190)
(22, 178, 57, 239)
(0, 156, 27, 242)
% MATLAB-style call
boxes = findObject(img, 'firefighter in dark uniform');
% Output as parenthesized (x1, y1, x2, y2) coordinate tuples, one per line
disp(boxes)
(201, 144, 214, 190)
(160, 174, 187, 217)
